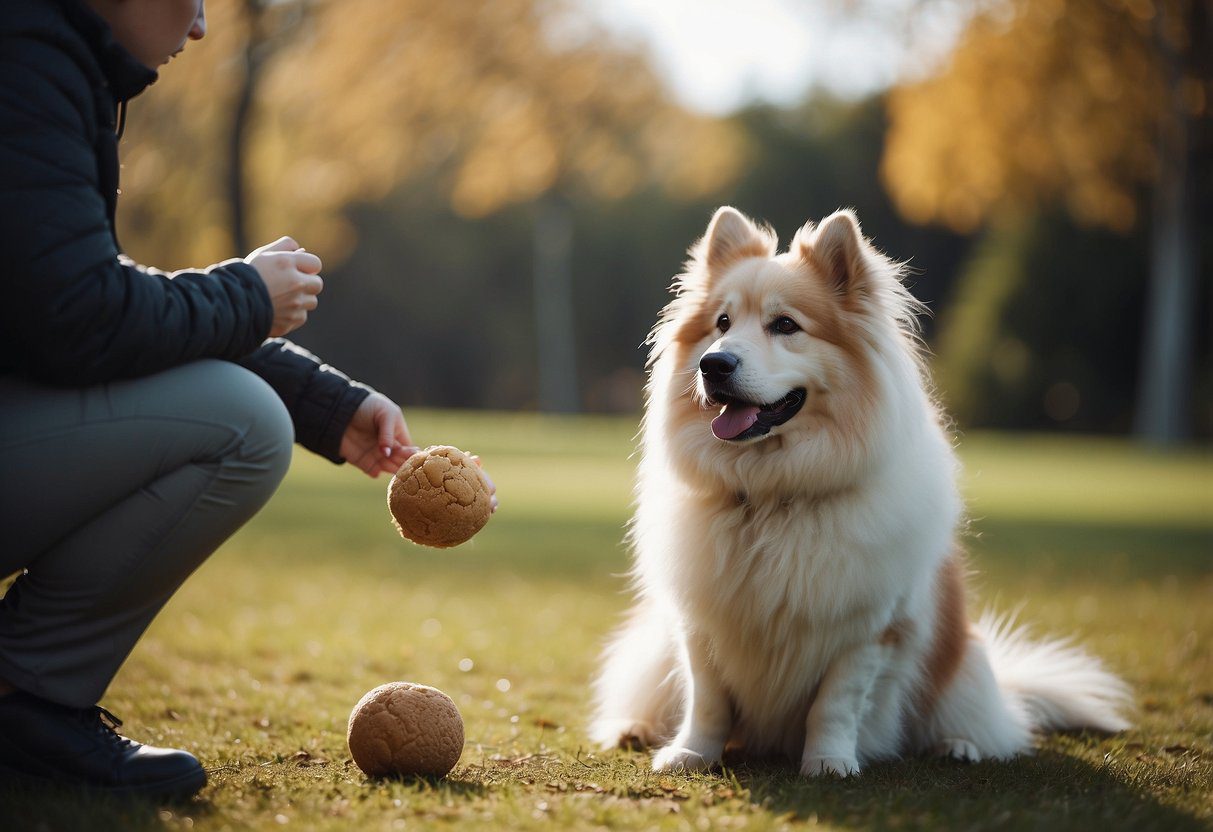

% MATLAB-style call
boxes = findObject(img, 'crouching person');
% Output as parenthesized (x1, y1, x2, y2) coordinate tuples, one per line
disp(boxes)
(0, 0, 418, 797)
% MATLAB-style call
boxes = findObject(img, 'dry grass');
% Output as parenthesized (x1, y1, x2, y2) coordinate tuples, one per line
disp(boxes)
(2, 411, 1209, 831)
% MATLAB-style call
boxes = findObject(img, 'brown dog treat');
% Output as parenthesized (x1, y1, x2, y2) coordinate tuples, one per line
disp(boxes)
(387, 446, 492, 548)
(347, 682, 464, 778)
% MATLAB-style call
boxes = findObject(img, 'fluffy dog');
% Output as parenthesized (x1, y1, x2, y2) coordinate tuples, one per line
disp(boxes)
(590, 207, 1129, 776)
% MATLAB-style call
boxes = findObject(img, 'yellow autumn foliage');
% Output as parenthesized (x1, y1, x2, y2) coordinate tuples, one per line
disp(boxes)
(117, 0, 746, 269)
(882, 0, 1201, 233)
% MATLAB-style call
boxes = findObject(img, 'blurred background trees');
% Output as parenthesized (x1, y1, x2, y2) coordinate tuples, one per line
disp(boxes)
(116, 0, 1211, 440)
(883, 0, 1210, 442)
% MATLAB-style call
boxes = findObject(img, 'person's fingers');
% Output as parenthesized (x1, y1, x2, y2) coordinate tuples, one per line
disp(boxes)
(377, 411, 397, 445)
(377, 408, 400, 458)
(263, 236, 299, 253)
(301, 273, 324, 295)
(382, 444, 418, 463)
(374, 401, 412, 459)
(356, 448, 380, 476)
(295, 251, 323, 274)
(300, 294, 318, 311)
(369, 444, 399, 477)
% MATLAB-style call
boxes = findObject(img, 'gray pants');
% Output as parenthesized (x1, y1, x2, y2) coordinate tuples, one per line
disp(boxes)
(0, 360, 293, 708)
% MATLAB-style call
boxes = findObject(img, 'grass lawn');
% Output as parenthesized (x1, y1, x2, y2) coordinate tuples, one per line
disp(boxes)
(2, 410, 1210, 831)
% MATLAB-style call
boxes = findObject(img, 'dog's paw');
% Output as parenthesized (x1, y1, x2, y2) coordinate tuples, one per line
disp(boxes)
(652, 744, 720, 773)
(936, 738, 982, 763)
(801, 755, 860, 778)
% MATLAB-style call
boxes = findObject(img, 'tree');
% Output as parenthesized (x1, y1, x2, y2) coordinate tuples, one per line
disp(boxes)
(118, 0, 744, 266)
(117, 0, 746, 411)
(882, 0, 1210, 442)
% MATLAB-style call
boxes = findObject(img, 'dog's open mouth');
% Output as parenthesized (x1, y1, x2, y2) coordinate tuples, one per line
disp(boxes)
(708, 388, 806, 441)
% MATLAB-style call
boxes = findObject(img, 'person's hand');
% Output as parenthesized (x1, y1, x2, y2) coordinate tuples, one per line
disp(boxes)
(340, 392, 417, 478)
(244, 236, 324, 337)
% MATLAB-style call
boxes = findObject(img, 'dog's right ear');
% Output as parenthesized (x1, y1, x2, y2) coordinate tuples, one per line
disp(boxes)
(703, 207, 771, 272)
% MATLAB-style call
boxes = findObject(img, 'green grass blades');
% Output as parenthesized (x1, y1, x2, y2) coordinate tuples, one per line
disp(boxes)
(1, 412, 1209, 831)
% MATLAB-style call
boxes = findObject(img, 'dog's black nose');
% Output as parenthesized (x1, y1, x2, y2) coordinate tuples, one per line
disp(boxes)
(700, 351, 739, 381)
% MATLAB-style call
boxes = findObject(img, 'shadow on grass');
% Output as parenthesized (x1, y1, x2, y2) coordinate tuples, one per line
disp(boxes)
(361, 771, 489, 796)
(0, 772, 488, 831)
(0, 782, 215, 832)
(730, 746, 1206, 832)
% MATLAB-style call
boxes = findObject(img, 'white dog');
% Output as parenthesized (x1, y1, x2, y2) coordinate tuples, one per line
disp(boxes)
(590, 207, 1129, 776)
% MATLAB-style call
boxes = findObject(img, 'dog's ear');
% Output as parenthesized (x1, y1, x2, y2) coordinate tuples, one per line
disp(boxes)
(798, 209, 869, 297)
(703, 207, 770, 272)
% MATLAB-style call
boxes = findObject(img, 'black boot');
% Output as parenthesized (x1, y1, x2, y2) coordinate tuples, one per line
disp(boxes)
(0, 691, 206, 798)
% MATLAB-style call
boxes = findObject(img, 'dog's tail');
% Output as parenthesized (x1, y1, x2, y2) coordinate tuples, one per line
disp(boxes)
(588, 595, 682, 750)
(977, 612, 1132, 735)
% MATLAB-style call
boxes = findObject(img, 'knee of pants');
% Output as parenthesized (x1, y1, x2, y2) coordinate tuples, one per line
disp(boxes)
(197, 361, 295, 496)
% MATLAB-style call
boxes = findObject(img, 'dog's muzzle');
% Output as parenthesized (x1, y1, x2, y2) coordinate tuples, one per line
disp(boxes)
(700, 356, 806, 441)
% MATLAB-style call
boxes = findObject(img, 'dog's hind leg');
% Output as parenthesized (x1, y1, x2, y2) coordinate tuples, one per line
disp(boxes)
(589, 596, 682, 750)
(923, 615, 1129, 761)
(918, 636, 1035, 761)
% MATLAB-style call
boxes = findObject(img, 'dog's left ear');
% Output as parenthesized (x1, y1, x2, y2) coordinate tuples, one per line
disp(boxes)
(797, 209, 870, 298)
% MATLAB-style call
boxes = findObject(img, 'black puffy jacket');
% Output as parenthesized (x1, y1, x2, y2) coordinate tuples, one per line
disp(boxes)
(0, 0, 369, 463)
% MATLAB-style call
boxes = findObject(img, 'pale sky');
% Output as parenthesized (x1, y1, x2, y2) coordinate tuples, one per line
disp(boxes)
(573, 0, 967, 115)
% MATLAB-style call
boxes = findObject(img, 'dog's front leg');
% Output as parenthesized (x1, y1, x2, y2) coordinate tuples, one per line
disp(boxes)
(801, 641, 885, 778)
(652, 631, 730, 773)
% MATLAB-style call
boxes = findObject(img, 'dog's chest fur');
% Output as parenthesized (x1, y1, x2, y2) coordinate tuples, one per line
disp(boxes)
(667, 487, 929, 754)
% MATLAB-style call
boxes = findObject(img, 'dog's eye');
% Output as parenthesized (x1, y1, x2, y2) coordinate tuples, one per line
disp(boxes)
(771, 316, 799, 335)
(716, 313, 730, 332)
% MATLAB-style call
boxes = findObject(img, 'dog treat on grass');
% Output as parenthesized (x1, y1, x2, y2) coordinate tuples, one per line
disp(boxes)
(387, 445, 492, 548)
(347, 682, 464, 778)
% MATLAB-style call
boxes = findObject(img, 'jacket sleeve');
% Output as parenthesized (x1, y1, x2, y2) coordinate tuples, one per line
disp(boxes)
(0, 36, 272, 386)
(238, 339, 372, 464)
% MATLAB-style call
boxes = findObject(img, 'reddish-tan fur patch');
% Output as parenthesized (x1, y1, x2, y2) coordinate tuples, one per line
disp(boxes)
(879, 621, 907, 647)
(776, 265, 872, 369)
(670, 299, 716, 349)
(775, 263, 880, 446)
(797, 210, 873, 314)
(915, 551, 970, 718)
(713, 237, 775, 267)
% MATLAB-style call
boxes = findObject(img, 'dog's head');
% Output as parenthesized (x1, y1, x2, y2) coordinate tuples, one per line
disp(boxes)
(647, 206, 924, 495)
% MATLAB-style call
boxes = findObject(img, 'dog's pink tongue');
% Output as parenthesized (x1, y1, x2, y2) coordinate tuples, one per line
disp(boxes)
(711, 403, 760, 440)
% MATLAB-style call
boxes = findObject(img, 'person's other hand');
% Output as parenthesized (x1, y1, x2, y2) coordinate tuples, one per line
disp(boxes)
(341, 392, 417, 478)
(244, 236, 324, 337)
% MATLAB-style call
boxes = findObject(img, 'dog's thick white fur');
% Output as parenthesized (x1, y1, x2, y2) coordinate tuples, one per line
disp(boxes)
(590, 207, 1130, 777)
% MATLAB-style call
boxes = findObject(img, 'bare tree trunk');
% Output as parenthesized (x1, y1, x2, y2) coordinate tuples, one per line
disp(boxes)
(533, 196, 580, 412)
(225, 0, 311, 255)
(226, 0, 268, 256)
(1135, 0, 1201, 444)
